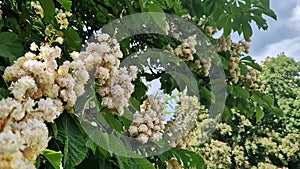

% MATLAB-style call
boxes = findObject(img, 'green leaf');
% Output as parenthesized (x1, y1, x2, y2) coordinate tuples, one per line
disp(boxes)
(241, 56, 253, 61)
(243, 61, 262, 71)
(270, 106, 283, 116)
(234, 86, 250, 100)
(0, 32, 23, 63)
(119, 110, 133, 129)
(129, 97, 140, 111)
(43, 149, 63, 169)
(57, 0, 72, 11)
(200, 86, 211, 101)
(262, 95, 274, 106)
(171, 148, 205, 169)
(85, 138, 97, 154)
(116, 155, 128, 169)
(220, 56, 229, 70)
(165, 0, 175, 8)
(132, 158, 156, 169)
(102, 112, 123, 133)
(223, 15, 232, 37)
(171, 71, 198, 96)
(132, 79, 147, 101)
(56, 113, 88, 168)
(63, 28, 82, 51)
(242, 21, 252, 40)
(255, 106, 264, 122)
(252, 91, 263, 105)
(222, 106, 233, 120)
(38, 0, 55, 23)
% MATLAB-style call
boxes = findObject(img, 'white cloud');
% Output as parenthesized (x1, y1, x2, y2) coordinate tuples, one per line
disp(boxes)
(257, 37, 300, 61)
(250, 2, 300, 63)
(288, 5, 300, 31)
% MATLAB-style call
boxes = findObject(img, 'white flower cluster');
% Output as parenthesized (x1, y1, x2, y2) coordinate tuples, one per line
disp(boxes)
(173, 35, 197, 61)
(78, 33, 137, 116)
(205, 26, 218, 35)
(31, 1, 44, 18)
(78, 33, 122, 73)
(216, 36, 232, 52)
(194, 57, 212, 76)
(174, 106, 211, 149)
(201, 139, 232, 168)
(3, 44, 89, 110)
(1, 44, 91, 168)
(55, 9, 72, 29)
(181, 14, 192, 21)
(241, 68, 259, 88)
(128, 95, 165, 144)
(229, 56, 241, 84)
(99, 66, 137, 116)
(0, 33, 135, 168)
(45, 25, 64, 45)
(166, 94, 201, 148)
(231, 40, 250, 57)
(0, 98, 49, 169)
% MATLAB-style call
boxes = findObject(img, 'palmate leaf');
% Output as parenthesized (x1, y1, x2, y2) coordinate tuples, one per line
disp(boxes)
(55, 113, 88, 168)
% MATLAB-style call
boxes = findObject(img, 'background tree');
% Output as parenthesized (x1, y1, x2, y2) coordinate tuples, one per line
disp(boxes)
(260, 53, 300, 132)
(195, 54, 300, 169)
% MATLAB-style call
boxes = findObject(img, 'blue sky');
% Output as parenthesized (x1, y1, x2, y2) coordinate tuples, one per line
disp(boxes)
(249, 0, 300, 63)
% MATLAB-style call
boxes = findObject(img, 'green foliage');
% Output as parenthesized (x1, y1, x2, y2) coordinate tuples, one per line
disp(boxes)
(197, 54, 300, 168)
(260, 53, 300, 131)
(54, 113, 88, 168)
(42, 149, 63, 169)
(0, 32, 23, 64)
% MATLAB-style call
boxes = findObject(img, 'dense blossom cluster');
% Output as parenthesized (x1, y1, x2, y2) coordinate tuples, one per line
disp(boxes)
(215, 36, 256, 85)
(3, 44, 89, 110)
(200, 139, 232, 169)
(100, 66, 137, 116)
(173, 35, 197, 61)
(196, 108, 300, 169)
(232, 40, 250, 56)
(166, 94, 201, 148)
(205, 26, 218, 35)
(79, 33, 137, 116)
(0, 43, 91, 168)
(216, 36, 232, 52)
(176, 106, 212, 149)
(0, 97, 59, 168)
(228, 55, 241, 84)
(55, 9, 72, 29)
(0, 31, 141, 168)
(128, 95, 165, 144)
(194, 57, 212, 76)
(44, 24, 65, 45)
(241, 68, 259, 88)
